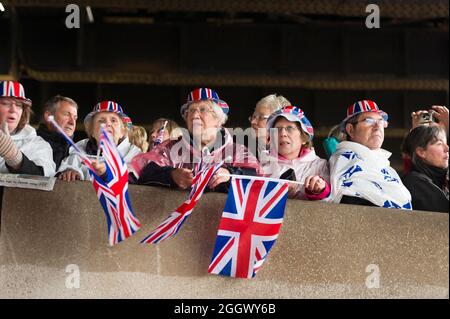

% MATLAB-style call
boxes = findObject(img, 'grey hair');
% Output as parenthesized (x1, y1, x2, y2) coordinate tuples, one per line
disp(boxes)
(41, 95, 78, 123)
(256, 94, 291, 113)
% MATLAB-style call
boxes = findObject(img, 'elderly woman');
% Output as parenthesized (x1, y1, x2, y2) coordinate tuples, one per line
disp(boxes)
(0, 81, 55, 176)
(58, 101, 142, 181)
(247, 94, 291, 159)
(401, 126, 448, 212)
(262, 106, 330, 200)
(131, 88, 260, 192)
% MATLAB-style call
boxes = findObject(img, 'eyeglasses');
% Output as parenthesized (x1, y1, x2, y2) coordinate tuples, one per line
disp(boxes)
(248, 114, 270, 122)
(351, 117, 388, 128)
(273, 125, 299, 134)
(0, 99, 24, 109)
(186, 106, 213, 116)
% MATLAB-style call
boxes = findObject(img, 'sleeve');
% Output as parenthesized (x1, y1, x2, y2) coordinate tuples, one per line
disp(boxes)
(130, 141, 174, 179)
(6, 153, 44, 176)
(305, 179, 331, 200)
(57, 147, 89, 180)
(136, 161, 177, 188)
(18, 136, 56, 177)
(328, 152, 360, 203)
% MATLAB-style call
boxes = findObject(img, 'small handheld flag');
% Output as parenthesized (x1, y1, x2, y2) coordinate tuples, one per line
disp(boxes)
(153, 120, 168, 147)
(141, 160, 224, 244)
(208, 177, 289, 278)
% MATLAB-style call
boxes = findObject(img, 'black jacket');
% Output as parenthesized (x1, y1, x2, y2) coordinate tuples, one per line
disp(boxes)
(136, 161, 257, 194)
(402, 171, 449, 213)
(36, 123, 71, 170)
(6, 154, 44, 176)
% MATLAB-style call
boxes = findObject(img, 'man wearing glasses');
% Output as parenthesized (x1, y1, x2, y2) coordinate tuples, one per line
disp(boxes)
(328, 100, 412, 209)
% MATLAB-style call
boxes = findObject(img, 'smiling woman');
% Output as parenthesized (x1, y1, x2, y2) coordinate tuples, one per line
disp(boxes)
(57, 100, 142, 181)
(0, 81, 55, 177)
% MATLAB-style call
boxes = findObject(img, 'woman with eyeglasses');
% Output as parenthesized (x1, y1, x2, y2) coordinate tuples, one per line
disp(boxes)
(131, 88, 260, 193)
(245, 94, 291, 160)
(401, 125, 448, 213)
(0, 81, 55, 176)
(328, 100, 412, 209)
(261, 106, 331, 200)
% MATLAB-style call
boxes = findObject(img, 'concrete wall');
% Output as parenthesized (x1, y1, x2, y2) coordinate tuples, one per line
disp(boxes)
(0, 181, 448, 298)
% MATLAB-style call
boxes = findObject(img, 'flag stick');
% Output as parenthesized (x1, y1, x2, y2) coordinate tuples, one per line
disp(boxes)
(47, 115, 92, 166)
(217, 173, 304, 186)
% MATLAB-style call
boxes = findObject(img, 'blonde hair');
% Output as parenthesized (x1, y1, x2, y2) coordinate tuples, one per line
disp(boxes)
(129, 125, 149, 152)
(151, 118, 182, 140)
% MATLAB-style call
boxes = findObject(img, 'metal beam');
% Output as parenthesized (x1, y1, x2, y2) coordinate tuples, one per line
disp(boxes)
(3, 0, 449, 19)
(25, 67, 449, 91)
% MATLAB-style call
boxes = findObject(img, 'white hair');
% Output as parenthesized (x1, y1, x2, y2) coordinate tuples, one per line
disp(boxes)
(256, 94, 291, 113)
(210, 100, 228, 125)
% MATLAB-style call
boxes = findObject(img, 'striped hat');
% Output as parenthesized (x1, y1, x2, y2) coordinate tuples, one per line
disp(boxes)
(0, 81, 32, 106)
(180, 88, 229, 116)
(122, 114, 133, 129)
(84, 100, 126, 126)
(266, 106, 314, 140)
(342, 100, 388, 127)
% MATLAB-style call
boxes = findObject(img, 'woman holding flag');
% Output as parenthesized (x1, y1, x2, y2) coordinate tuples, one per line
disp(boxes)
(58, 101, 141, 181)
(130, 88, 260, 192)
(0, 81, 55, 176)
(262, 106, 331, 200)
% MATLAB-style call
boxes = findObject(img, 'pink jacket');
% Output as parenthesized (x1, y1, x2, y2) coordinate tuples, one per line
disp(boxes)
(130, 128, 261, 178)
(261, 148, 330, 200)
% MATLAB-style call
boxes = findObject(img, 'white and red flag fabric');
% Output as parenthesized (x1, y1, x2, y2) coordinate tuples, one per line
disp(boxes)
(153, 120, 168, 147)
(140, 160, 223, 244)
(49, 116, 141, 246)
(93, 126, 141, 245)
(208, 177, 289, 278)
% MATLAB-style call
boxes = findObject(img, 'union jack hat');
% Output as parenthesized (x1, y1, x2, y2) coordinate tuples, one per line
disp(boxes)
(342, 100, 388, 126)
(84, 100, 126, 126)
(180, 88, 230, 116)
(122, 114, 133, 129)
(0, 81, 32, 106)
(266, 105, 314, 140)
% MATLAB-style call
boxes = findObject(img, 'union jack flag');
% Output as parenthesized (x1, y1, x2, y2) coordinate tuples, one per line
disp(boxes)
(208, 177, 289, 278)
(153, 120, 168, 147)
(93, 126, 141, 246)
(141, 160, 224, 244)
(48, 118, 140, 246)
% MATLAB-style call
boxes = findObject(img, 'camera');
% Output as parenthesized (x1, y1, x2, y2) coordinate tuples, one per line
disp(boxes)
(418, 111, 438, 125)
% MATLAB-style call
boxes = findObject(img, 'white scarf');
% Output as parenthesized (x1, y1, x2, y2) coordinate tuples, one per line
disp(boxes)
(329, 141, 412, 209)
